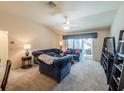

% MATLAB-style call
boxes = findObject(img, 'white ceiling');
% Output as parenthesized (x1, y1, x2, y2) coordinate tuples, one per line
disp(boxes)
(0, 1, 122, 34)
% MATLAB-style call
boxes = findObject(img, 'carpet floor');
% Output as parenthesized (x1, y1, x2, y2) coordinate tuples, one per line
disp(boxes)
(6, 59, 108, 91)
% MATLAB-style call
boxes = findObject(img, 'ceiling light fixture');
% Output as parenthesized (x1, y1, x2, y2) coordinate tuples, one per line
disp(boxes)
(64, 26, 70, 30)
(66, 21, 70, 25)
(48, 1, 56, 8)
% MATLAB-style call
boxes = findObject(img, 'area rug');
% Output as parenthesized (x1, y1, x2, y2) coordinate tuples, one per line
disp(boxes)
(6, 59, 108, 91)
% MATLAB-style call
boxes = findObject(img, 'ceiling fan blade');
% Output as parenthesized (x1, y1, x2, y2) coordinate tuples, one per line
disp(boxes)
(69, 24, 78, 27)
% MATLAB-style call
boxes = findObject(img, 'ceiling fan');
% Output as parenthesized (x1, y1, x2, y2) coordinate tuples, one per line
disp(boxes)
(63, 16, 77, 30)
(47, 2, 77, 30)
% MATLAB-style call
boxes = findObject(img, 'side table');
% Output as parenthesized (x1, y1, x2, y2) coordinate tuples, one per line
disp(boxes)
(21, 56, 32, 69)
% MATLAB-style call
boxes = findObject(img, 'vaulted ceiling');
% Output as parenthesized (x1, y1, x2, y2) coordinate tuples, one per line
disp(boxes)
(0, 1, 122, 34)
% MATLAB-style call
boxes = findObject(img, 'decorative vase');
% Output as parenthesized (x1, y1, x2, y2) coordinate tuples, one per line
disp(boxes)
(25, 49, 29, 56)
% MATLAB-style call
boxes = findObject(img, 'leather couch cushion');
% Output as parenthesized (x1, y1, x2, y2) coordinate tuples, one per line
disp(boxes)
(46, 52, 60, 57)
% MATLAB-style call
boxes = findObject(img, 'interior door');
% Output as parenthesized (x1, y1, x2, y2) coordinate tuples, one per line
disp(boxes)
(0, 31, 8, 66)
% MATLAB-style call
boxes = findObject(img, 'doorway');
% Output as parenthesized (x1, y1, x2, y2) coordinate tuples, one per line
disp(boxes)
(0, 31, 8, 66)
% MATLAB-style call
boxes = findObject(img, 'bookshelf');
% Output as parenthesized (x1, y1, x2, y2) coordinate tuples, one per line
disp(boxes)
(100, 37, 116, 84)
(109, 30, 124, 91)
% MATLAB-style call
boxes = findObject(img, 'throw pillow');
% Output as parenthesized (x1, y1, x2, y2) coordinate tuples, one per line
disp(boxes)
(66, 50, 71, 54)
(38, 54, 58, 65)
(75, 50, 80, 55)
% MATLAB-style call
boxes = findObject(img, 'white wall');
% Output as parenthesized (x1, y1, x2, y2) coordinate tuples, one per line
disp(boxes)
(111, 3, 124, 46)
(93, 31, 110, 61)
(0, 12, 60, 69)
(0, 31, 8, 66)
(61, 30, 110, 61)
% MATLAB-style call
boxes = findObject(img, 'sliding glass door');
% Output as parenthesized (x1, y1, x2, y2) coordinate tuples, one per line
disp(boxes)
(82, 39, 93, 59)
(67, 38, 93, 59)
(67, 39, 74, 48)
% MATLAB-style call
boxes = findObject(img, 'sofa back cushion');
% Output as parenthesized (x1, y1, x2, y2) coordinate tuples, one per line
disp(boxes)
(32, 48, 61, 57)
(32, 51, 43, 57)
(46, 52, 60, 57)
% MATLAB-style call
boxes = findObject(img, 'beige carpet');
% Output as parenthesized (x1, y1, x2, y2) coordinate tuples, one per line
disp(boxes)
(6, 59, 108, 91)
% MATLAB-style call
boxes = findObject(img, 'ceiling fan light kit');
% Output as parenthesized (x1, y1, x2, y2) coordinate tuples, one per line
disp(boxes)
(47, 2, 77, 31)
(64, 26, 70, 30)
(66, 21, 70, 25)
(63, 16, 77, 30)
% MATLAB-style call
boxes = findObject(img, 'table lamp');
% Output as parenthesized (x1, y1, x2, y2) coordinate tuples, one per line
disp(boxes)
(60, 41, 63, 50)
(24, 44, 31, 56)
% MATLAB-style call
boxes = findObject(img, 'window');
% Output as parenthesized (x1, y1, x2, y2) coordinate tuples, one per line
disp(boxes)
(83, 39, 92, 49)
(67, 39, 74, 48)
(67, 39, 82, 49)
(74, 39, 82, 49)
(82, 39, 93, 59)
(67, 38, 93, 59)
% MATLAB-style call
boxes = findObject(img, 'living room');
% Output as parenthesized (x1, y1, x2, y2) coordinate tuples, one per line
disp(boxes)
(0, 0, 124, 91)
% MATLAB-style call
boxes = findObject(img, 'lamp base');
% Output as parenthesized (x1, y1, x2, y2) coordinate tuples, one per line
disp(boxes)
(25, 49, 29, 56)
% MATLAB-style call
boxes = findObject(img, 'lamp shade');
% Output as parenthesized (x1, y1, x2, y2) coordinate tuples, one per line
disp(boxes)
(24, 44, 31, 50)
(60, 41, 63, 46)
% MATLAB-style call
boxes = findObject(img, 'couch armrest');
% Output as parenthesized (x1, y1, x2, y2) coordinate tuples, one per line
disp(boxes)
(53, 55, 73, 68)
(32, 51, 43, 57)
